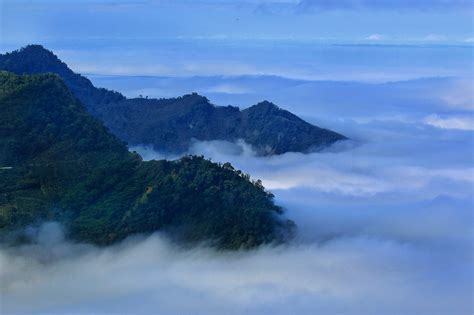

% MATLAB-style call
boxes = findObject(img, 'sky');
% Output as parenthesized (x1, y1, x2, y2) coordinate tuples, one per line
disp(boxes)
(0, 1, 474, 314)
(1, 0, 474, 44)
(1, 0, 473, 82)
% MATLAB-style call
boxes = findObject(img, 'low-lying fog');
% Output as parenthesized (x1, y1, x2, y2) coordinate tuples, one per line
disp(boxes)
(1, 76, 473, 314)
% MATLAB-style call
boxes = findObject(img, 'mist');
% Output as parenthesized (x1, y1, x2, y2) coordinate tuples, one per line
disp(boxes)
(2, 84, 473, 314)
(1, 218, 472, 315)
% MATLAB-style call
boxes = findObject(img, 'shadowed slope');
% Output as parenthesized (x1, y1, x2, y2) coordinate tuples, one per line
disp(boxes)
(0, 45, 346, 155)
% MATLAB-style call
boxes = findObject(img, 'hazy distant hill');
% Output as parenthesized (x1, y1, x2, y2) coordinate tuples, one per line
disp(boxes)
(0, 45, 346, 155)
(0, 71, 293, 248)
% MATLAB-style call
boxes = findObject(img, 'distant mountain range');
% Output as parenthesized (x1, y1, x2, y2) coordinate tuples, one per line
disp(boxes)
(0, 71, 293, 248)
(0, 45, 346, 155)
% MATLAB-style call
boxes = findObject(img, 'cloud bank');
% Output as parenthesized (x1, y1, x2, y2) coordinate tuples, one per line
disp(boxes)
(1, 46, 473, 314)
(1, 216, 472, 315)
(2, 90, 472, 313)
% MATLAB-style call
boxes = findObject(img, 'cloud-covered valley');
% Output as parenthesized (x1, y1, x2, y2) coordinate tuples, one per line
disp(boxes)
(1, 75, 473, 314)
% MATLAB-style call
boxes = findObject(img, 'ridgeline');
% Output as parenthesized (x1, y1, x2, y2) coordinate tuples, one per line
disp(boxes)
(0, 45, 346, 155)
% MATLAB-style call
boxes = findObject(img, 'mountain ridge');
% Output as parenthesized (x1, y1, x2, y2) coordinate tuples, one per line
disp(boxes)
(0, 45, 347, 155)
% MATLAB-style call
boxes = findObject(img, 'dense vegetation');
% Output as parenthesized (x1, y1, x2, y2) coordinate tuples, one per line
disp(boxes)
(0, 45, 346, 155)
(0, 72, 294, 249)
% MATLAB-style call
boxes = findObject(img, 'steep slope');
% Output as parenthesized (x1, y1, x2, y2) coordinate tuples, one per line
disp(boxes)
(0, 71, 293, 249)
(0, 45, 347, 155)
(241, 101, 345, 154)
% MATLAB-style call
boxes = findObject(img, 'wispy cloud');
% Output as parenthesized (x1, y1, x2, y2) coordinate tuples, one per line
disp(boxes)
(423, 34, 447, 41)
(366, 33, 385, 41)
(436, 79, 474, 111)
(424, 114, 474, 130)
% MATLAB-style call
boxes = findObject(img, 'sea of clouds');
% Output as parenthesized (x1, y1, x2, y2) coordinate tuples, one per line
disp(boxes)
(1, 74, 473, 314)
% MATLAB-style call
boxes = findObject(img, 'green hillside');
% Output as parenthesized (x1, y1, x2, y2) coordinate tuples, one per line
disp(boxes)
(0, 71, 294, 249)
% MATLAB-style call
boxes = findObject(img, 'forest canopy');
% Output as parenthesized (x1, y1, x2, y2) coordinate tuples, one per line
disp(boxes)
(0, 71, 294, 249)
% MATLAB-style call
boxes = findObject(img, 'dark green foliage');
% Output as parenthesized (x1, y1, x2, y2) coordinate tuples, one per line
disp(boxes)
(0, 72, 294, 249)
(0, 45, 346, 155)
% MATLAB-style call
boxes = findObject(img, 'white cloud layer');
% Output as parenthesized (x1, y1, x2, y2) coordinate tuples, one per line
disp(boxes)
(1, 218, 472, 315)
(1, 66, 473, 315)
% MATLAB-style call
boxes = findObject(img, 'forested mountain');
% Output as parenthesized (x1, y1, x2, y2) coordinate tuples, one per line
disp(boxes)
(0, 71, 294, 248)
(0, 45, 346, 155)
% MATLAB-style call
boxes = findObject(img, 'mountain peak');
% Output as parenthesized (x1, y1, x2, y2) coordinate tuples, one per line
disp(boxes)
(20, 44, 51, 53)
(0, 44, 69, 75)
(182, 92, 210, 103)
(13, 44, 61, 62)
(0, 44, 119, 115)
(255, 100, 279, 109)
(244, 101, 280, 114)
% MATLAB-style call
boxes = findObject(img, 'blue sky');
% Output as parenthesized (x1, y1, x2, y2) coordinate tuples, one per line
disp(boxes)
(1, 0, 473, 82)
(1, 0, 473, 45)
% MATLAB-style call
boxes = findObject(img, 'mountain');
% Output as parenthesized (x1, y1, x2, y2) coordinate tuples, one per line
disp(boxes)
(0, 71, 293, 249)
(0, 45, 347, 155)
